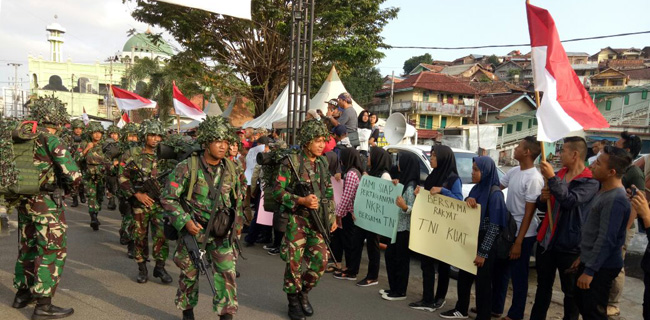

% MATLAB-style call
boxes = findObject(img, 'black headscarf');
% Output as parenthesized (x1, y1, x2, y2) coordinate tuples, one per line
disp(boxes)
(424, 145, 459, 190)
(325, 151, 341, 176)
(358, 110, 372, 129)
(368, 147, 392, 178)
(340, 147, 364, 175)
(398, 152, 420, 187)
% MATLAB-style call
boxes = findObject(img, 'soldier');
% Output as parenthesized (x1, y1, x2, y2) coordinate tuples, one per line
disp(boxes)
(161, 115, 243, 320)
(104, 125, 121, 211)
(68, 119, 86, 207)
(119, 119, 172, 284)
(272, 120, 336, 320)
(118, 122, 140, 258)
(80, 121, 107, 230)
(9, 96, 82, 319)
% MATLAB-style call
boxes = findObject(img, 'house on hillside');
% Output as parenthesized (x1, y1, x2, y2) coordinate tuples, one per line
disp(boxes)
(590, 47, 646, 63)
(566, 52, 590, 64)
(625, 68, 650, 87)
(408, 63, 446, 75)
(479, 93, 537, 123)
(590, 68, 629, 91)
(452, 54, 486, 65)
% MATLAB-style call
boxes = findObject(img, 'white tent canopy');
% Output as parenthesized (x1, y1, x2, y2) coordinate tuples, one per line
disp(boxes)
(242, 82, 301, 129)
(221, 96, 237, 118)
(310, 65, 365, 115)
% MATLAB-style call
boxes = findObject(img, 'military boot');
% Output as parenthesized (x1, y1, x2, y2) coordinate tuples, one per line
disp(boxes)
(107, 197, 116, 210)
(89, 212, 99, 231)
(119, 230, 129, 245)
(220, 314, 233, 320)
(79, 191, 86, 204)
(182, 309, 194, 320)
(12, 288, 33, 309)
(137, 262, 148, 283)
(299, 292, 313, 316)
(287, 293, 306, 320)
(70, 196, 79, 208)
(32, 297, 74, 320)
(153, 261, 173, 284)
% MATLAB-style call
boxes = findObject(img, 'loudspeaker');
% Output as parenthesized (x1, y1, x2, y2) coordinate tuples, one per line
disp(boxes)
(384, 113, 416, 145)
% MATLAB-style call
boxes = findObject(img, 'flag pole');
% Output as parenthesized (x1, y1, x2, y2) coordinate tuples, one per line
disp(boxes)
(176, 114, 181, 133)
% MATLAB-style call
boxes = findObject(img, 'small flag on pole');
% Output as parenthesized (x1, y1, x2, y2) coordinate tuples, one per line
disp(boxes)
(527, 2, 609, 142)
(116, 112, 130, 128)
(173, 81, 206, 121)
(111, 86, 157, 111)
(154, 0, 251, 20)
(82, 107, 90, 125)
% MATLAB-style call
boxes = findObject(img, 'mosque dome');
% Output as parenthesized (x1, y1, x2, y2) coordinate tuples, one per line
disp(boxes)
(122, 32, 173, 57)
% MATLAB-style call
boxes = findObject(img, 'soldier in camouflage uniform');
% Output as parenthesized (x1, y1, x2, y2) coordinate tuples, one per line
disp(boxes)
(272, 120, 335, 320)
(68, 119, 86, 207)
(81, 121, 107, 231)
(10, 96, 82, 319)
(119, 119, 172, 284)
(161, 115, 243, 320)
(118, 122, 140, 258)
(104, 124, 121, 211)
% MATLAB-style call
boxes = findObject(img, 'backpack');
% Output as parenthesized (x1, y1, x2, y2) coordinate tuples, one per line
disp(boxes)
(0, 121, 52, 199)
(489, 185, 518, 260)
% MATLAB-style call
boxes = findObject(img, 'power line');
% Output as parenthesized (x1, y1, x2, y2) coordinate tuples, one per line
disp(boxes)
(387, 30, 650, 50)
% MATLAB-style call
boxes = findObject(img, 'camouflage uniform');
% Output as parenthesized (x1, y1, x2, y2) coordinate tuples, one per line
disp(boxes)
(11, 96, 81, 318)
(117, 123, 140, 251)
(67, 119, 86, 206)
(82, 122, 107, 230)
(104, 125, 121, 210)
(160, 116, 243, 317)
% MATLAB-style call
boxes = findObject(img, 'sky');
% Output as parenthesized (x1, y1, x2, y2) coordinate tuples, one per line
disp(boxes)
(1, 0, 649, 90)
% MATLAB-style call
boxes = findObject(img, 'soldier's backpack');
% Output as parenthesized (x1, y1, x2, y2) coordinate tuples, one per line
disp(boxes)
(0, 121, 52, 198)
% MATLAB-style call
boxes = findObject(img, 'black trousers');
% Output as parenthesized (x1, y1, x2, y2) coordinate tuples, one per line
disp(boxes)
(574, 264, 620, 320)
(455, 244, 495, 320)
(530, 249, 580, 320)
(385, 231, 410, 295)
(338, 214, 360, 274)
(348, 227, 381, 280)
(421, 255, 450, 303)
(331, 228, 343, 264)
(272, 229, 284, 248)
(244, 192, 271, 244)
(645, 271, 650, 320)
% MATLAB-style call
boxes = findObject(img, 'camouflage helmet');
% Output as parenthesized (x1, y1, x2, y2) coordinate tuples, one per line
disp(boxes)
(87, 121, 105, 134)
(297, 119, 330, 147)
(196, 115, 236, 145)
(121, 122, 139, 136)
(139, 119, 166, 141)
(28, 95, 69, 127)
(107, 124, 120, 135)
(71, 119, 85, 129)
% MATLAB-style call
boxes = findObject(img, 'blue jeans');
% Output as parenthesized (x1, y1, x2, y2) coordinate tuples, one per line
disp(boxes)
(491, 236, 536, 320)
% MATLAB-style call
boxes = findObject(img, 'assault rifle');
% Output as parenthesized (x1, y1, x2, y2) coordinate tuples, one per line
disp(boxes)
(182, 219, 217, 296)
(124, 161, 172, 200)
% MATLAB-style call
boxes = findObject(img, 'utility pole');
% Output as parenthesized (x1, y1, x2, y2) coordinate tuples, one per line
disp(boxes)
(389, 70, 394, 116)
(7, 63, 22, 116)
(71, 74, 75, 115)
(105, 55, 119, 120)
(475, 93, 481, 154)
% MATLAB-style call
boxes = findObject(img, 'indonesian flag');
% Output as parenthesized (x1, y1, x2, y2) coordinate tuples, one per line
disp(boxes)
(82, 107, 90, 125)
(154, 0, 251, 20)
(111, 86, 157, 111)
(173, 81, 206, 121)
(527, 3, 609, 142)
(116, 112, 130, 128)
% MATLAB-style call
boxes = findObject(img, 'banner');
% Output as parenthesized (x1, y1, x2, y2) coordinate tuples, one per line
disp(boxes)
(353, 176, 403, 243)
(256, 191, 273, 226)
(410, 193, 481, 275)
(331, 177, 344, 207)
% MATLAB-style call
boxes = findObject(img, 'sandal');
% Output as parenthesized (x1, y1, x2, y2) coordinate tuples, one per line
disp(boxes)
(325, 265, 340, 273)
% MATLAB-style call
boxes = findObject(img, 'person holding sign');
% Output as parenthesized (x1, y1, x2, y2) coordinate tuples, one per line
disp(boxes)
(350, 146, 393, 287)
(441, 157, 506, 320)
(381, 152, 420, 301)
(332, 148, 364, 281)
(410, 145, 463, 313)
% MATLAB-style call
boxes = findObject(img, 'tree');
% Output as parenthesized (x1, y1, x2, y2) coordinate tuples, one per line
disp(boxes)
(402, 53, 433, 75)
(487, 54, 500, 66)
(341, 66, 383, 107)
(127, 0, 399, 117)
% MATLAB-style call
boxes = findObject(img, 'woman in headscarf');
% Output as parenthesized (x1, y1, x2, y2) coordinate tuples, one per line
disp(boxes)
(368, 113, 380, 148)
(441, 156, 507, 320)
(381, 152, 420, 301)
(348, 147, 393, 287)
(332, 148, 365, 280)
(357, 110, 372, 157)
(410, 145, 463, 312)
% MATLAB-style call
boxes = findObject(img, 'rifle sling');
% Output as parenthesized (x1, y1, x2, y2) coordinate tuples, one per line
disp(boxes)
(198, 158, 226, 253)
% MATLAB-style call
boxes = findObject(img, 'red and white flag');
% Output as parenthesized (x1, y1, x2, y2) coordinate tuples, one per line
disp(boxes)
(116, 112, 130, 128)
(111, 86, 157, 111)
(173, 81, 206, 121)
(527, 3, 609, 142)
(82, 107, 90, 125)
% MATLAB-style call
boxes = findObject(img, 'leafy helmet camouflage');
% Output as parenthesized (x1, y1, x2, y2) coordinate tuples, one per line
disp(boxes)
(121, 122, 139, 135)
(196, 115, 236, 145)
(28, 95, 69, 127)
(297, 119, 330, 146)
(87, 121, 105, 134)
(139, 119, 166, 141)
(107, 124, 120, 135)
(71, 119, 85, 129)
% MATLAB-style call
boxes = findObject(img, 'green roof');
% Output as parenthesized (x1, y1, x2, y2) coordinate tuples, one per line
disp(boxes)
(123, 33, 173, 56)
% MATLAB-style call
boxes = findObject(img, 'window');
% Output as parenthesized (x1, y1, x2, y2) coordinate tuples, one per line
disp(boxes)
(516, 121, 523, 131)
(533, 118, 538, 125)
(447, 95, 454, 104)
(506, 124, 513, 134)
(528, 119, 533, 128)
(606, 100, 612, 111)
(624, 95, 630, 105)
(419, 115, 433, 129)
(643, 90, 648, 100)
(498, 127, 503, 136)
(423, 91, 430, 102)
(462, 118, 468, 125)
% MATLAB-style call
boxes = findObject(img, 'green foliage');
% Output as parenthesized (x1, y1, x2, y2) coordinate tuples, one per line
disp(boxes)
(126, 0, 399, 116)
(487, 54, 500, 66)
(297, 119, 329, 147)
(341, 66, 383, 107)
(28, 95, 69, 126)
(508, 69, 521, 76)
(402, 53, 433, 75)
(196, 115, 237, 145)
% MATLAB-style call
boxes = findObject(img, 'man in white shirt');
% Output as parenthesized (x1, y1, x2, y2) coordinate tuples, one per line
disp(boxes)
(493, 136, 544, 320)
(588, 140, 606, 165)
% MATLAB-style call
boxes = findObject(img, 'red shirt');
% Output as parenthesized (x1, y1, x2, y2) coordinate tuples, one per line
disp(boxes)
(324, 136, 336, 153)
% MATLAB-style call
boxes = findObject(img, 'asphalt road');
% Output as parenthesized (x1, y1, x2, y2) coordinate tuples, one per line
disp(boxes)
(0, 200, 644, 320)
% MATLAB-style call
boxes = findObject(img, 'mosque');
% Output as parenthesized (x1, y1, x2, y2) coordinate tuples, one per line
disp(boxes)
(27, 17, 174, 118)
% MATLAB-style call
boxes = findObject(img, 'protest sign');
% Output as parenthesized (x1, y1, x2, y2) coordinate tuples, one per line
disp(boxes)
(256, 192, 274, 226)
(353, 176, 403, 243)
(410, 193, 481, 275)
(331, 177, 344, 207)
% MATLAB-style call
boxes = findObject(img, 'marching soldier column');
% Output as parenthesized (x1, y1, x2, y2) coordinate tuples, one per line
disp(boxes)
(80, 121, 107, 231)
